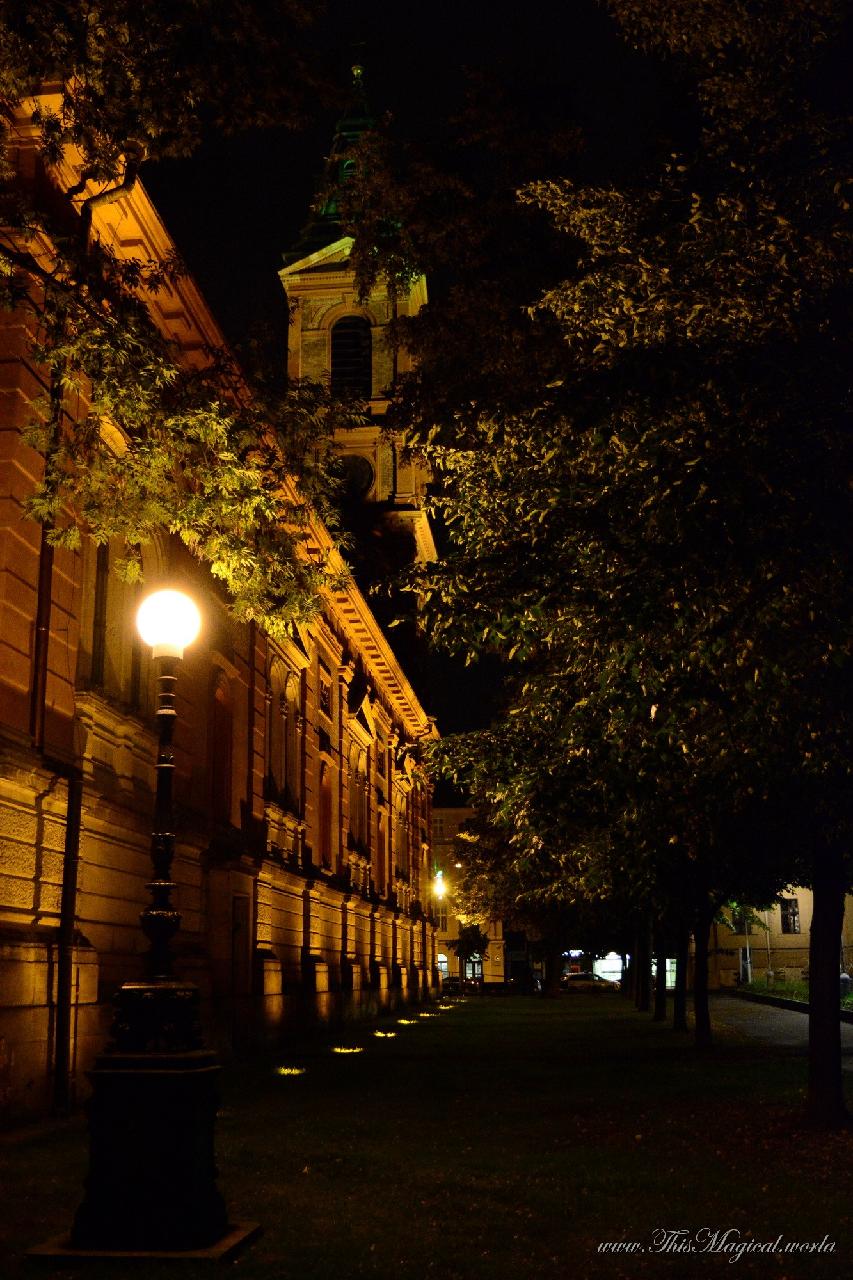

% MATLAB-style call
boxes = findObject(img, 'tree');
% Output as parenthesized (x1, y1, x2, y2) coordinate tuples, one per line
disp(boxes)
(346, 2, 852, 1121)
(0, 5, 360, 634)
(0, 0, 322, 179)
(447, 922, 490, 993)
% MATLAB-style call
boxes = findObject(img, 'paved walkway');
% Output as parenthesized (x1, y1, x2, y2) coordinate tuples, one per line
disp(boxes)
(710, 993, 853, 1066)
(3, 996, 853, 1280)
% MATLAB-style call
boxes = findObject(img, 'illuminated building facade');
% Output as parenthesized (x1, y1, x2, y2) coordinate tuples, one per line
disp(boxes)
(0, 97, 438, 1123)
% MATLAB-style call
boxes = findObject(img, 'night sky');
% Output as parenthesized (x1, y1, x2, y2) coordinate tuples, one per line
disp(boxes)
(142, 1, 671, 734)
(143, 0, 668, 347)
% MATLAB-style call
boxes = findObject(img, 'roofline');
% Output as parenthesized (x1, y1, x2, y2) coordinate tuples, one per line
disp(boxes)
(8, 96, 437, 742)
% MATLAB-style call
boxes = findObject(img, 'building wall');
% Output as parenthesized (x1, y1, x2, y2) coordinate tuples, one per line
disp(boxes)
(709, 891, 853, 988)
(0, 103, 439, 1123)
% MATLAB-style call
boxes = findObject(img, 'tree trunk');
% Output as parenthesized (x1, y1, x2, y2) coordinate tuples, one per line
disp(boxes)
(617, 952, 630, 998)
(635, 920, 651, 1013)
(652, 927, 667, 1022)
(673, 922, 689, 1032)
(808, 846, 848, 1128)
(544, 939, 563, 998)
(693, 903, 713, 1049)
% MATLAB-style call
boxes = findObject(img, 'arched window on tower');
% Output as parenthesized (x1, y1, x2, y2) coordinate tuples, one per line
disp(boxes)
(330, 316, 372, 399)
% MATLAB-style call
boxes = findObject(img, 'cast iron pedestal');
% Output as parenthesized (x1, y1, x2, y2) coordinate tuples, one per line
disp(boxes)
(71, 985, 228, 1252)
(30, 654, 257, 1260)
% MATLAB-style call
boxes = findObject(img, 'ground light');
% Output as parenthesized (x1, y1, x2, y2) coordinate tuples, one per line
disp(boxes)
(31, 588, 256, 1262)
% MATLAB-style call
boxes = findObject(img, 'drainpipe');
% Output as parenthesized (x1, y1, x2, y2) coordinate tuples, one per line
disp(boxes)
(29, 525, 54, 748)
(246, 620, 257, 821)
(53, 768, 83, 1114)
(29, 509, 85, 1113)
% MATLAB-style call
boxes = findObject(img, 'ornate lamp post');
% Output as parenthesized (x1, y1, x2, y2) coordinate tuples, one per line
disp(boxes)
(61, 589, 252, 1257)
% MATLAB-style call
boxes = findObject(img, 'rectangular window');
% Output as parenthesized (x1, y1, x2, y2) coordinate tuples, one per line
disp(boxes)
(437, 906, 447, 931)
(731, 914, 752, 936)
(780, 898, 800, 935)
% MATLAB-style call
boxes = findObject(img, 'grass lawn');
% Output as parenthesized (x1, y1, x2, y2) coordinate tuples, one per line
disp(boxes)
(742, 977, 853, 1013)
(2, 994, 852, 1279)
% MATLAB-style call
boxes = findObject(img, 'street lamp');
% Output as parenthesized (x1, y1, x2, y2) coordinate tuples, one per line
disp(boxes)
(130, 590, 201, 991)
(60, 588, 252, 1257)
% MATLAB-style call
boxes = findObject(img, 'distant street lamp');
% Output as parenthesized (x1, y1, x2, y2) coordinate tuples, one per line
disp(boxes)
(433, 868, 446, 899)
(56, 588, 254, 1258)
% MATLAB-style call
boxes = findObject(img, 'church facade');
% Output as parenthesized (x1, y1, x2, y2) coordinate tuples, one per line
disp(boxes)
(0, 96, 439, 1124)
(280, 66, 436, 573)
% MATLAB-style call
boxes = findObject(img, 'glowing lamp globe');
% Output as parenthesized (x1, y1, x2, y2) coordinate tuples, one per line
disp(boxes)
(433, 870, 446, 899)
(136, 589, 201, 659)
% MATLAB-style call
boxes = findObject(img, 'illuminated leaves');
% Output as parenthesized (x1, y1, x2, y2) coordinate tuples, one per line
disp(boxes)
(396, 1, 853, 924)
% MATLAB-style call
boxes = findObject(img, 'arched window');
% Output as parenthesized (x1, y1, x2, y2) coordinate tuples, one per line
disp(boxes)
(210, 670, 233, 826)
(268, 667, 301, 812)
(348, 745, 369, 849)
(375, 822, 386, 892)
(394, 797, 409, 881)
(318, 761, 333, 868)
(268, 665, 286, 797)
(284, 677, 301, 809)
(330, 316, 372, 399)
(348, 744, 361, 845)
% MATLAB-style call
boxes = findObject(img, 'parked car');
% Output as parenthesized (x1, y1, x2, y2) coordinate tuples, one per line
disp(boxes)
(440, 976, 481, 996)
(560, 971, 619, 992)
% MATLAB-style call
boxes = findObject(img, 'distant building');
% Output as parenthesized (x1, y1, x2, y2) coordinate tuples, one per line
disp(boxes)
(0, 93, 439, 1123)
(708, 891, 853, 988)
(430, 807, 505, 987)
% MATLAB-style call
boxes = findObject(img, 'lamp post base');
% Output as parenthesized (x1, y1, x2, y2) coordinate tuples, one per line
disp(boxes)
(70, 1046, 229, 1252)
(29, 1221, 260, 1263)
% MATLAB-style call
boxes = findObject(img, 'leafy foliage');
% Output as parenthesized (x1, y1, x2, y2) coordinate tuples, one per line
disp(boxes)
(446, 922, 490, 967)
(0, 0, 323, 179)
(0, 2, 362, 635)
(365, 2, 853, 941)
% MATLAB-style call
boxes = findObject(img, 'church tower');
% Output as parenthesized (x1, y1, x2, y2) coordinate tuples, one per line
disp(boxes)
(279, 67, 435, 579)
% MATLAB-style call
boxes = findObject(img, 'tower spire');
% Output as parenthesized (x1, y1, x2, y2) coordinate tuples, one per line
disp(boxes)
(283, 63, 375, 265)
